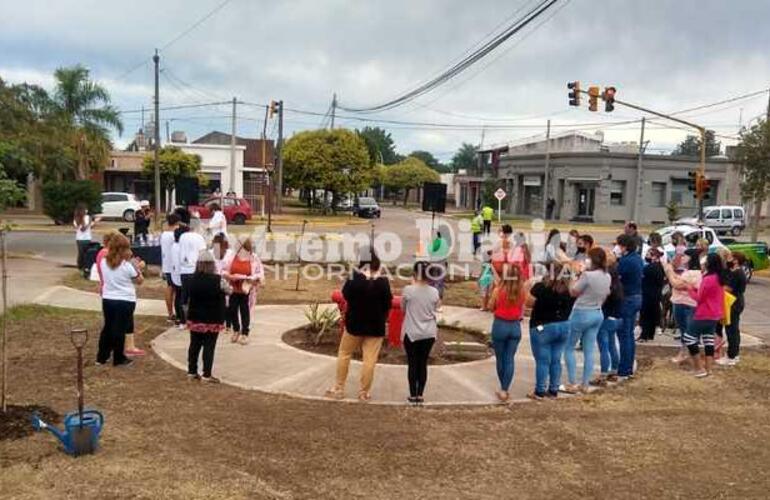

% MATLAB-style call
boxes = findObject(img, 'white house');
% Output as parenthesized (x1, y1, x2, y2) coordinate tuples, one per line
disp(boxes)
(177, 143, 246, 196)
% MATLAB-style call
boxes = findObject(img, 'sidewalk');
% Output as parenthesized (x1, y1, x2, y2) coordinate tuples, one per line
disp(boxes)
(31, 285, 766, 406)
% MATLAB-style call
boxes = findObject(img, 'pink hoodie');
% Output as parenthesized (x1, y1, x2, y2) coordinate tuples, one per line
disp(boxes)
(689, 273, 724, 321)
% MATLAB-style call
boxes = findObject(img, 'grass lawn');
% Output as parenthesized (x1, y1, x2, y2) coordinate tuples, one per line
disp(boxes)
(1, 305, 770, 498)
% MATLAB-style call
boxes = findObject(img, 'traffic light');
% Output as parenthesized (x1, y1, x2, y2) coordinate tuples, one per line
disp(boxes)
(567, 81, 581, 107)
(588, 86, 600, 112)
(688, 171, 699, 192)
(603, 86, 616, 112)
(268, 100, 280, 118)
(700, 177, 712, 201)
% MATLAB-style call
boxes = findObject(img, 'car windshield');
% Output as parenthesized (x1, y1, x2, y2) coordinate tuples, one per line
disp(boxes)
(358, 197, 376, 206)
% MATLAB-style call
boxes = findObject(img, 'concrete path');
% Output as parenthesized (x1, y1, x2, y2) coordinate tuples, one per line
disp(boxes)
(31, 285, 766, 406)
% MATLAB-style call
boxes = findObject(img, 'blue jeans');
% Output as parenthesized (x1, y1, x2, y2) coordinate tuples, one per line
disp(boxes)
(566, 308, 604, 386)
(673, 303, 694, 346)
(617, 294, 642, 377)
(529, 321, 570, 395)
(597, 317, 621, 374)
(491, 318, 522, 391)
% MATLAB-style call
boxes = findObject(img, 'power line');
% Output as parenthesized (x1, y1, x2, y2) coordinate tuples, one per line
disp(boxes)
(160, 0, 234, 51)
(337, 0, 561, 113)
(118, 101, 231, 114)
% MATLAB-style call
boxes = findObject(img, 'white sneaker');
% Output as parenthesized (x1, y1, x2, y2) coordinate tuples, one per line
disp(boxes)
(715, 357, 731, 366)
(727, 357, 739, 366)
(177, 324, 186, 330)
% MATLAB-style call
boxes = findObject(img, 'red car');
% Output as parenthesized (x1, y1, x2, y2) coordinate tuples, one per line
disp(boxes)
(188, 196, 253, 225)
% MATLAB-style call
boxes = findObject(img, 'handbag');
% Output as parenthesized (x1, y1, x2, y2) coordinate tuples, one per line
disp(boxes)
(721, 290, 736, 326)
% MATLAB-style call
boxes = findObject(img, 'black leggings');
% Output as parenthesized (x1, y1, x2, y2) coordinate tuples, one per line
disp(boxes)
(173, 284, 185, 324)
(404, 336, 435, 398)
(76, 240, 90, 271)
(717, 302, 743, 359)
(97, 299, 133, 365)
(188, 332, 219, 377)
(229, 293, 250, 335)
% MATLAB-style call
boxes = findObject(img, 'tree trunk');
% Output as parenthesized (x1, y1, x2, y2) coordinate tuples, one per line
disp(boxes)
(751, 194, 764, 242)
(403, 188, 410, 206)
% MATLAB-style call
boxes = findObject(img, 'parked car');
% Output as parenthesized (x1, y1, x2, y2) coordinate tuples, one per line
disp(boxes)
(646, 224, 768, 282)
(334, 196, 354, 212)
(353, 197, 381, 218)
(676, 205, 746, 236)
(188, 196, 253, 225)
(99, 192, 143, 222)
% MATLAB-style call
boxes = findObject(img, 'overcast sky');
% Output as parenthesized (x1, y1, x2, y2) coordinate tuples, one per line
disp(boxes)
(2, 0, 769, 160)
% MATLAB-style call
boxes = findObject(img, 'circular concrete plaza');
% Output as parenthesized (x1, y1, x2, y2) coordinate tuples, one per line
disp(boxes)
(152, 303, 765, 406)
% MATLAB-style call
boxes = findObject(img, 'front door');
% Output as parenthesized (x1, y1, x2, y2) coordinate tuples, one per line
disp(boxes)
(576, 186, 595, 218)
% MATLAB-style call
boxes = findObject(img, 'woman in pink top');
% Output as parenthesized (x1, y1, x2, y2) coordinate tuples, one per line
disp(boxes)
(682, 253, 724, 378)
(664, 253, 702, 364)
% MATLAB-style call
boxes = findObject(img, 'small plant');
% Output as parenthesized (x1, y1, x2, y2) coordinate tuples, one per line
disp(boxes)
(304, 302, 340, 345)
(666, 199, 679, 223)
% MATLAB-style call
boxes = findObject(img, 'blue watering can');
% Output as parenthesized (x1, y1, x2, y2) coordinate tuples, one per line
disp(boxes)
(31, 328, 105, 456)
(31, 409, 104, 456)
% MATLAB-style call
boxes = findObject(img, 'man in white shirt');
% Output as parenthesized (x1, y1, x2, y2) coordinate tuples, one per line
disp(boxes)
(178, 225, 207, 321)
(208, 202, 227, 237)
(160, 213, 181, 323)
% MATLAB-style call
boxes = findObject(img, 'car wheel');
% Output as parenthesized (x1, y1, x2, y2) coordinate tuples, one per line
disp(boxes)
(730, 226, 742, 237)
(123, 209, 135, 222)
(233, 214, 246, 225)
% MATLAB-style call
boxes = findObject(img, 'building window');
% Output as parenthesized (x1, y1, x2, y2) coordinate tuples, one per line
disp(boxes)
(670, 179, 695, 208)
(651, 182, 666, 207)
(610, 180, 626, 206)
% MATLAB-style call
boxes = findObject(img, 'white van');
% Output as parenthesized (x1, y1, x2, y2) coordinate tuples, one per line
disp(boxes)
(677, 205, 746, 236)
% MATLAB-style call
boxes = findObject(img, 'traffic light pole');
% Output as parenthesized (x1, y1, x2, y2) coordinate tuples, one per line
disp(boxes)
(578, 90, 708, 220)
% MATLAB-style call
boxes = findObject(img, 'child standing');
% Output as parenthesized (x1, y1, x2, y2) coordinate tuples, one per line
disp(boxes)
(478, 250, 493, 311)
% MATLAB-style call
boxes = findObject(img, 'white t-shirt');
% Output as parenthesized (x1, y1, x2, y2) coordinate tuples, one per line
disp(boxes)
(179, 232, 207, 275)
(74, 215, 92, 241)
(209, 210, 227, 236)
(214, 248, 234, 275)
(160, 230, 175, 273)
(170, 242, 182, 287)
(99, 259, 138, 302)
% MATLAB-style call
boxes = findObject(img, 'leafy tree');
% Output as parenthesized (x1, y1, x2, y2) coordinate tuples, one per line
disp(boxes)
(356, 126, 399, 165)
(0, 168, 26, 209)
(451, 142, 478, 173)
(672, 130, 721, 157)
(383, 157, 440, 206)
(41, 180, 102, 224)
(51, 65, 123, 180)
(283, 129, 372, 212)
(143, 146, 202, 191)
(409, 150, 451, 173)
(736, 118, 770, 242)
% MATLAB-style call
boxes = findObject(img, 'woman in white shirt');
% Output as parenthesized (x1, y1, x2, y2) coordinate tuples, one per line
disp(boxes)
(97, 233, 144, 366)
(171, 226, 187, 328)
(208, 202, 227, 237)
(74, 204, 97, 273)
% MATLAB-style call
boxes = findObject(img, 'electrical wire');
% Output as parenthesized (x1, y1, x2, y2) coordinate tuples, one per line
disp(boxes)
(337, 0, 561, 113)
(160, 0, 234, 52)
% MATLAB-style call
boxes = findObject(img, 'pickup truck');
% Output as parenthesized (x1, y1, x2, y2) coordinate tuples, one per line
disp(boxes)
(646, 224, 768, 282)
(188, 196, 253, 225)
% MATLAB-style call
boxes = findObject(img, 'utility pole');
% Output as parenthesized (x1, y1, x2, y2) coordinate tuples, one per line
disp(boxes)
(165, 120, 170, 143)
(542, 120, 551, 219)
(153, 49, 161, 222)
(276, 100, 284, 213)
(262, 104, 272, 232)
(330, 93, 337, 129)
(632, 117, 646, 222)
(229, 96, 237, 196)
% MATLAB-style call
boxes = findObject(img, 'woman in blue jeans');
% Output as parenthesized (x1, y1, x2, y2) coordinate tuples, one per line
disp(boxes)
(527, 263, 574, 399)
(565, 247, 610, 393)
(487, 263, 527, 403)
(594, 262, 623, 384)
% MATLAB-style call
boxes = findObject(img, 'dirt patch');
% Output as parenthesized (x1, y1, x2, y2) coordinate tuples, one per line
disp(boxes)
(282, 325, 491, 365)
(0, 405, 60, 441)
(61, 266, 483, 307)
(3, 305, 770, 498)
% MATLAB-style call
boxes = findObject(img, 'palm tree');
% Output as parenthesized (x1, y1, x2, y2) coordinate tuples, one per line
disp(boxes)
(52, 65, 123, 180)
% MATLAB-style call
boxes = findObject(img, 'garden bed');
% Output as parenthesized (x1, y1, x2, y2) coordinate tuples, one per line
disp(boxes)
(282, 324, 491, 365)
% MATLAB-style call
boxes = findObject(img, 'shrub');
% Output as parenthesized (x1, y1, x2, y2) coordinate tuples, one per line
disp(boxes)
(304, 302, 340, 345)
(42, 180, 102, 225)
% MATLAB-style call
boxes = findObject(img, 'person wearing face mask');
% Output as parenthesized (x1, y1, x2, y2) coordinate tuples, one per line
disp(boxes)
(664, 253, 702, 364)
(686, 238, 709, 271)
(615, 233, 644, 379)
(566, 229, 580, 258)
(638, 247, 666, 342)
(647, 232, 668, 265)
(574, 234, 594, 264)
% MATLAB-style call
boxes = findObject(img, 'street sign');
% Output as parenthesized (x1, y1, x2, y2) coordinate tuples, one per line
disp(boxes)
(494, 188, 507, 201)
